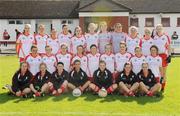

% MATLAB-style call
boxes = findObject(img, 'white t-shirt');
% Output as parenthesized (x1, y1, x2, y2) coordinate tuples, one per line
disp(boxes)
(146, 55, 162, 78)
(98, 32, 111, 54)
(35, 34, 48, 54)
(130, 55, 146, 74)
(85, 33, 99, 52)
(42, 54, 57, 74)
(17, 34, 35, 58)
(111, 32, 127, 53)
(25, 54, 42, 75)
(126, 36, 142, 55)
(58, 33, 72, 52)
(72, 55, 88, 74)
(141, 37, 154, 56)
(70, 36, 86, 54)
(46, 38, 60, 55)
(87, 53, 100, 77)
(56, 53, 72, 72)
(153, 34, 171, 54)
(115, 52, 132, 72)
(100, 53, 115, 73)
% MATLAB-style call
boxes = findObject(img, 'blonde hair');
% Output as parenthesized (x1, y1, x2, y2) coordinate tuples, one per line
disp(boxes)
(38, 24, 45, 29)
(129, 26, 138, 33)
(24, 24, 31, 29)
(88, 23, 98, 31)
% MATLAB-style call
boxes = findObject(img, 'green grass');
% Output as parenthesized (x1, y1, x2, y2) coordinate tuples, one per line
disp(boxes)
(0, 55, 180, 116)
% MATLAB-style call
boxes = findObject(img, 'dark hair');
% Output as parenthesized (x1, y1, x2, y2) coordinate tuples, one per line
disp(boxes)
(62, 24, 68, 29)
(57, 62, 64, 66)
(90, 44, 97, 49)
(77, 45, 84, 49)
(73, 59, 81, 65)
(124, 62, 132, 68)
(99, 60, 106, 65)
(150, 45, 159, 53)
(31, 45, 37, 50)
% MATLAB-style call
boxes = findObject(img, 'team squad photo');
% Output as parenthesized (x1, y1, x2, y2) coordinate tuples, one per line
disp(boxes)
(2, 0, 180, 115)
(2, 22, 171, 98)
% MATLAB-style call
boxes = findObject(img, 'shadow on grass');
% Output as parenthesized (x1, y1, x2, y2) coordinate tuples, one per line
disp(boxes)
(0, 91, 164, 105)
(31, 95, 51, 102)
(0, 92, 19, 104)
(51, 93, 69, 102)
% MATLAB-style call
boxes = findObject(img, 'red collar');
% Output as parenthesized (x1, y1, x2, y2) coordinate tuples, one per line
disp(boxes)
(105, 52, 112, 56)
(144, 36, 151, 40)
(135, 54, 143, 58)
(120, 51, 126, 55)
(76, 35, 83, 38)
(77, 54, 84, 58)
(24, 33, 30, 36)
(151, 54, 158, 58)
(46, 54, 53, 57)
(30, 53, 38, 58)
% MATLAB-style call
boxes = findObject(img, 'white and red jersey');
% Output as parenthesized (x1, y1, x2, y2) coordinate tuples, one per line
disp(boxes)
(115, 52, 132, 72)
(70, 35, 86, 54)
(56, 53, 72, 72)
(130, 55, 146, 74)
(71, 55, 88, 74)
(58, 32, 72, 52)
(25, 54, 42, 76)
(146, 55, 162, 78)
(17, 34, 35, 58)
(85, 33, 99, 53)
(153, 34, 171, 54)
(34, 34, 49, 54)
(100, 53, 115, 73)
(126, 35, 142, 55)
(98, 32, 111, 54)
(46, 38, 60, 55)
(141, 37, 154, 56)
(87, 53, 100, 77)
(111, 32, 127, 53)
(42, 54, 57, 74)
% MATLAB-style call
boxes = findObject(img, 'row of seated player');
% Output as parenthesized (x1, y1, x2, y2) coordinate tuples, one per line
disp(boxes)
(3, 60, 161, 98)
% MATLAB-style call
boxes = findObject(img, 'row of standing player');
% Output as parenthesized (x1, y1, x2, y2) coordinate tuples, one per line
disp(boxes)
(16, 22, 171, 91)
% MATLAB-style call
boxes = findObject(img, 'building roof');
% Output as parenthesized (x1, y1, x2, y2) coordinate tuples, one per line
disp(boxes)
(0, 0, 180, 19)
(79, 0, 180, 14)
(0, 0, 79, 19)
(78, 0, 132, 12)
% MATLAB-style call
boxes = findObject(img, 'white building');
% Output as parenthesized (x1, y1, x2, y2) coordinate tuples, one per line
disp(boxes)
(0, 0, 180, 45)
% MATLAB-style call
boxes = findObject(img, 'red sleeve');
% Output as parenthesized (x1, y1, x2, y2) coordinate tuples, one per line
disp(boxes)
(139, 38, 142, 47)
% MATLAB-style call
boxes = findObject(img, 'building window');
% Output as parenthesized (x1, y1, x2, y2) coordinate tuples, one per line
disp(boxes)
(130, 18, 139, 27)
(24, 20, 31, 24)
(61, 20, 73, 24)
(161, 18, 170, 27)
(68, 20, 73, 24)
(61, 20, 67, 24)
(8, 20, 15, 24)
(145, 18, 154, 27)
(177, 18, 180, 27)
(16, 20, 23, 25)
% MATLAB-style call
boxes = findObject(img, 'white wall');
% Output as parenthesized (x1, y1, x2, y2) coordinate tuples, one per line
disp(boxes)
(0, 19, 35, 41)
(52, 19, 79, 34)
(0, 19, 79, 41)
(129, 13, 180, 37)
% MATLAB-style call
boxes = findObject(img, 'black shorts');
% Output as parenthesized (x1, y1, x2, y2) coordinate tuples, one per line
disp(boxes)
(52, 81, 64, 90)
(69, 81, 88, 87)
(146, 83, 155, 89)
(12, 84, 30, 93)
(33, 82, 47, 91)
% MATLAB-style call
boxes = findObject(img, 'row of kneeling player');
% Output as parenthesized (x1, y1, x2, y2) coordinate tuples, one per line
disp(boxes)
(3, 60, 161, 98)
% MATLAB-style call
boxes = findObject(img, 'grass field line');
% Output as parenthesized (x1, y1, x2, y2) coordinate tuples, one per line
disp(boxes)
(0, 111, 176, 116)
